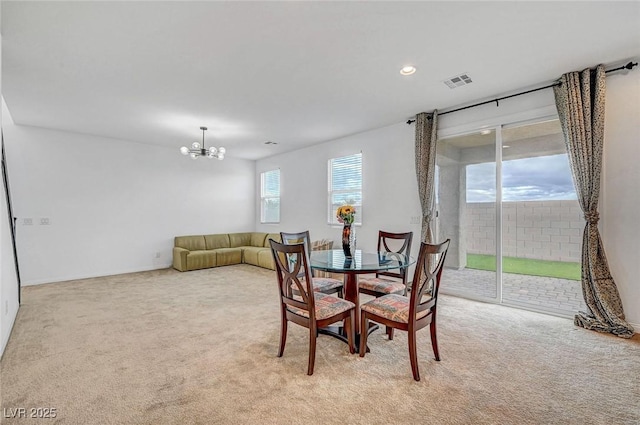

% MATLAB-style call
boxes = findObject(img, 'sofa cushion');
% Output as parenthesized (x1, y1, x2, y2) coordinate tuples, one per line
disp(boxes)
(258, 249, 276, 270)
(250, 232, 268, 247)
(215, 248, 242, 266)
(264, 233, 282, 247)
(205, 234, 230, 250)
(229, 233, 252, 248)
(175, 235, 206, 251)
(186, 250, 216, 270)
(173, 247, 189, 272)
(243, 246, 267, 266)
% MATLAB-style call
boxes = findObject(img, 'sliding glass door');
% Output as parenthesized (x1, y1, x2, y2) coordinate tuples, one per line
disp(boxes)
(436, 118, 585, 316)
(500, 120, 585, 314)
(435, 128, 498, 301)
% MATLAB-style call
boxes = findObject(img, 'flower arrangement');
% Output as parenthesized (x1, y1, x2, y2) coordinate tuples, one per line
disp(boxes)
(336, 205, 356, 225)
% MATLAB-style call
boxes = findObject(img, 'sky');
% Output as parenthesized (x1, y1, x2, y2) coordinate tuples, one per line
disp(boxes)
(466, 153, 577, 202)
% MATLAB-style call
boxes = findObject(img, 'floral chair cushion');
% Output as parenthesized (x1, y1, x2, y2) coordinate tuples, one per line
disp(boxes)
(291, 277, 343, 293)
(287, 293, 354, 320)
(360, 294, 429, 323)
(358, 277, 405, 295)
(311, 277, 343, 292)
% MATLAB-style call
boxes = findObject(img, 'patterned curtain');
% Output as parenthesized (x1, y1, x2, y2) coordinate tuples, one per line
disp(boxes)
(553, 65, 634, 338)
(414, 111, 438, 243)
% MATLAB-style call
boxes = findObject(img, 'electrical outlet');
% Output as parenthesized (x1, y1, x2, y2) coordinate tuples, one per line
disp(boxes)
(40, 218, 50, 225)
(410, 216, 421, 225)
(23, 218, 33, 225)
(154, 252, 161, 259)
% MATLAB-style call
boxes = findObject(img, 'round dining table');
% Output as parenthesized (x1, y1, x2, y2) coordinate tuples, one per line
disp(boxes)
(309, 249, 415, 347)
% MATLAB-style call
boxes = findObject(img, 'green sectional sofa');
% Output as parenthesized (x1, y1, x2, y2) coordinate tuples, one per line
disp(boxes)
(173, 232, 281, 272)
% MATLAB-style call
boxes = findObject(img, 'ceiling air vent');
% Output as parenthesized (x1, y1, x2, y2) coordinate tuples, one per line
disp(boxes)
(443, 73, 473, 89)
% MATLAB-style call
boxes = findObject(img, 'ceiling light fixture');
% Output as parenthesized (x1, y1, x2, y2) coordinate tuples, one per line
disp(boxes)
(400, 65, 416, 76)
(480, 129, 491, 135)
(180, 126, 225, 160)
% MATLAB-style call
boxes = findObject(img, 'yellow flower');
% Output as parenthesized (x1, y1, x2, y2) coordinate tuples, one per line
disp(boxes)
(336, 205, 356, 225)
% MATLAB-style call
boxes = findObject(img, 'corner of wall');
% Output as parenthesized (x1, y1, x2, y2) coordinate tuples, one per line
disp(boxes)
(0, 20, 22, 358)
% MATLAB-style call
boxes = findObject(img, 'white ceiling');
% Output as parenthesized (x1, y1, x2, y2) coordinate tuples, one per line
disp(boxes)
(2, 1, 639, 160)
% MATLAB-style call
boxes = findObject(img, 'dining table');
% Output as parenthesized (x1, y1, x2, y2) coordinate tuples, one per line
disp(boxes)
(309, 248, 415, 348)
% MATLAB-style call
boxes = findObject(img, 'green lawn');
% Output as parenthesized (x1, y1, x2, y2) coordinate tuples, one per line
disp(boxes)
(466, 254, 581, 281)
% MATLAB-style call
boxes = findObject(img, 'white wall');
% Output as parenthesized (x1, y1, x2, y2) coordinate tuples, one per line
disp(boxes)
(601, 69, 640, 329)
(2, 121, 255, 285)
(256, 121, 423, 266)
(256, 69, 640, 329)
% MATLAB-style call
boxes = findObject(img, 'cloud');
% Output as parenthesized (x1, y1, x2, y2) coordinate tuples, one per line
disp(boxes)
(466, 162, 496, 202)
(465, 154, 577, 202)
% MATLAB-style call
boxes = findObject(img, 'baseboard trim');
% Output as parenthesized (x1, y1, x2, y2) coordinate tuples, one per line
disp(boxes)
(21, 263, 173, 286)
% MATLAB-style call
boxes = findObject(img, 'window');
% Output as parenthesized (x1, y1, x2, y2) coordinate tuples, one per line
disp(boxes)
(260, 169, 280, 223)
(328, 153, 362, 225)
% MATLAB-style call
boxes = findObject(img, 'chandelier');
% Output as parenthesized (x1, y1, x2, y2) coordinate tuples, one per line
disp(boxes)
(180, 126, 226, 160)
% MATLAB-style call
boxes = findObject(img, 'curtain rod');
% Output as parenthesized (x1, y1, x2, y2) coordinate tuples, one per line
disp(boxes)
(406, 61, 638, 124)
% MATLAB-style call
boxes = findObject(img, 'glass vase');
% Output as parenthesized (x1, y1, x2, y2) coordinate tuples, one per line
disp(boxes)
(342, 225, 356, 258)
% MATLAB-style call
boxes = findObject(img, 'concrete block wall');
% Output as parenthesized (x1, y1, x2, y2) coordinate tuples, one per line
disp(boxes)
(466, 200, 584, 262)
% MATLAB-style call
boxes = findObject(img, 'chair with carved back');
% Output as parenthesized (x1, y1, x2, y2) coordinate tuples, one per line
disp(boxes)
(359, 239, 450, 381)
(359, 231, 413, 297)
(269, 239, 355, 375)
(280, 231, 344, 298)
(358, 231, 413, 339)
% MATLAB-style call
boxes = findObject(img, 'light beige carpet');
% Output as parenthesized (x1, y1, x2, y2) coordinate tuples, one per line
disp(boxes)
(1, 265, 638, 425)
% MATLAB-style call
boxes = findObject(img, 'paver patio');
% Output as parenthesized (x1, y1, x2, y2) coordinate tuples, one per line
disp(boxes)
(441, 267, 586, 315)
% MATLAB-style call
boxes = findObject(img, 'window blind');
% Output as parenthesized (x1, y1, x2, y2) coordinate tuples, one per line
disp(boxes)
(328, 153, 362, 225)
(261, 169, 280, 223)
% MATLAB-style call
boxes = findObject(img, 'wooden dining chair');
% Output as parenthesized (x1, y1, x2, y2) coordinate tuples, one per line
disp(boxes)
(358, 231, 413, 297)
(269, 239, 355, 375)
(359, 239, 450, 381)
(280, 231, 344, 298)
(358, 231, 412, 338)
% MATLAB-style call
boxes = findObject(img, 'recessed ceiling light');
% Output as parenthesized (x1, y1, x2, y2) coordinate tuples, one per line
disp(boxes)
(400, 65, 416, 76)
(503, 145, 511, 149)
(480, 129, 491, 135)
